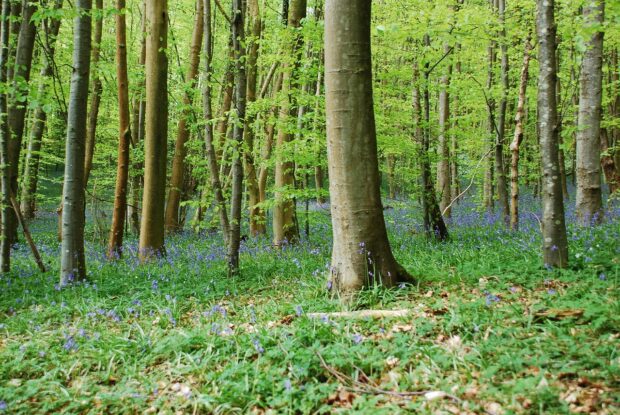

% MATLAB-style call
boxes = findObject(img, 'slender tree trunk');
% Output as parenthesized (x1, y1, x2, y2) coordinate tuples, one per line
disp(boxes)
(107, 0, 131, 259)
(258, 73, 283, 204)
(139, 0, 168, 261)
(6, 1, 21, 83)
(83, 0, 103, 187)
(20, 0, 63, 219)
(215, 44, 234, 164)
(165, 0, 203, 233)
(495, 0, 510, 225)
(576, 0, 604, 225)
(556, 50, 569, 200)
(451, 45, 461, 200)
(437, 43, 452, 217)
(325, 0, 412, 296)
(243, 0, 265, 236)
(536, 0, 568, 268)
(7, 0, 37, 244)
(0, 0, 11, 272)
(273, 0, 306, 247)
(509, 36, 532, 231)
(600, 128, 620, 193)
(418, 44, 449, 241)
(129, 0, 146, 236)
(60, 0, 92, 285)
(202, 0, 230, 244)
(228, 0, 246, 275)
(484, 22, 496, 212)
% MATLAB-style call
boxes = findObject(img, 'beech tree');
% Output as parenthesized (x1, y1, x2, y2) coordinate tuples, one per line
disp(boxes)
(576, 0, 605, 225)
(325, 0, 413, 295)
(139, 0, 168, 261)
(60, 0, 92, 284)
(107, 0, 131, 259)
(536, 0, 568, 268)
(0, 0, 10, 272)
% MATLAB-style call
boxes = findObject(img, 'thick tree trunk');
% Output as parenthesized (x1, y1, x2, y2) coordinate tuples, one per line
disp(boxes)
(60, 0, 92, 285)
(437, 43, 452, 217)
(536, 0, 568, 268)
(495, 0, 510, 225)
(165, 0, 203, 233)
(273, 0, 306, 247)
(576, 0, 604, 225)
(83, 0, 103, 186)
(325, 0, 412, 296)
(0, 0, 11, 272)
(139, 0, 168, 261)
(20, 1, 63, 219)
(509, 37, 532, 231)
(243, 0, 265, 236)
(7, 0, 37, 244)
(202, 0, 230, 244)
(107, 0, 131, 259)
(228, 0, 246, 275)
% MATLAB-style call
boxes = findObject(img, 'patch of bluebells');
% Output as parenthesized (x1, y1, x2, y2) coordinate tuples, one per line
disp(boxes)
(484, 292, 501, 306)
(252, 338, 264, 354)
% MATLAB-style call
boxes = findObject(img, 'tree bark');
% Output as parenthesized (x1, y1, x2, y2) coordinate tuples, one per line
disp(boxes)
(107, 0, 131, 259)
(20, 0, 63, 219)
(202, 0, 230, 245)
(509, 36, 532, 231)
(536, 0, 568, 268)
(600, 128, 620, 194)
(243, 0, 265, 236)
(228, 0, 246, 275)
(7, 0, 37, 244)
(495, 0, 510, 225)
(451, 45, 461, 201)
(325, 0, 413, 296)
(437, 43, 452, 217)
(273, 0, 306, 247)
(139, 0, 168, 261)
(83, 0, 103, 187)
(576, 0, 604, 225)
(165, 0, 203, 233)
(60, 0, 92, 285)
(0, 0, 11, 272)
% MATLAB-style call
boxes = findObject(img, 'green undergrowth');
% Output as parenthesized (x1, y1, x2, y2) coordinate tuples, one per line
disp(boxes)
(0, 203, 619, 414)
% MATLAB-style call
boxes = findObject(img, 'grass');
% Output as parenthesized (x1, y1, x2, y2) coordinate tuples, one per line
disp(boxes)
(0, 193, 619, 414)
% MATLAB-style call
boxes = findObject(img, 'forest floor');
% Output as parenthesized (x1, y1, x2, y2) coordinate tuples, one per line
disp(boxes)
(0, 194, 619, 414)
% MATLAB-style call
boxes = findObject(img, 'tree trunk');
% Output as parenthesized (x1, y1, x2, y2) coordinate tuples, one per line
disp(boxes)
(165, 0, 203, 233)
(139, 0, 168, 261)
(129, 0, 146, 236)
(60, 0, 92, 285)
(418, 44, 449, 242)
(495, 0, 510, 225)
(228, 0, 246, 275)
(20, 0, 63, 219)
(536, 0, 568, 268)
(325, 0, 413, 296)
(600, 128, 620, 193)
(483, 27, 495, 212)
(576, 0, 604, 225)
(258, 73, 283, 205)
(7, 0, 37, 244)
(451, 45, 461, 200)
(273, 0, 306, 247)
(83, 0, 103, 187)
(107, 0, 131, 259)
(0, 0, 11, 272)
(202, 0, 230, 244)
(243, 0, 265, 236)
(509, 36, 532, 231)
(437, 43, 452, 217)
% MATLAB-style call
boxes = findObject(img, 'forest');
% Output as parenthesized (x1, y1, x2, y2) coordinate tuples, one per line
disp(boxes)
(0, 0, 619, 413)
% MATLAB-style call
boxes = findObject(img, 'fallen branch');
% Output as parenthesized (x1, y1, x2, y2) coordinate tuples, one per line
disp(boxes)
(307, 310, 412, 319)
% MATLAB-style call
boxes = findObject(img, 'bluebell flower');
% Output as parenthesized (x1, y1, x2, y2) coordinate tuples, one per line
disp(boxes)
(485, 293, 500, 306)
(63, 336, 77, 351)
(295, 305, 303, 316)
(284, 378, 292, 391)
(599, 273, 606, 281)
(0, 401, 6, 411)
(252, 338, 264, 354)
(352, 334, 363, 344)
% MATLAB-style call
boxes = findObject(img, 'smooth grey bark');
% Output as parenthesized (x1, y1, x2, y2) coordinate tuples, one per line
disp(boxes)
(60, 0, 92, 285)
(139, 0, 168, 261)
(20, 0, 63, 219)
(576, 0, 605, 225)
(228, 0, 246, 276)
(325, 0, 413, 296)
(536, 0, 568, 268)
(7, 0, 37, 243)
(0, 0, 11, 272)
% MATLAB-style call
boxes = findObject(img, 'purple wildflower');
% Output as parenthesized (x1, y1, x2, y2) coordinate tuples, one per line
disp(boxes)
(252, 338, 264, 354)
(352, 334, 363, 344)
(295, 306, 303, 316)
